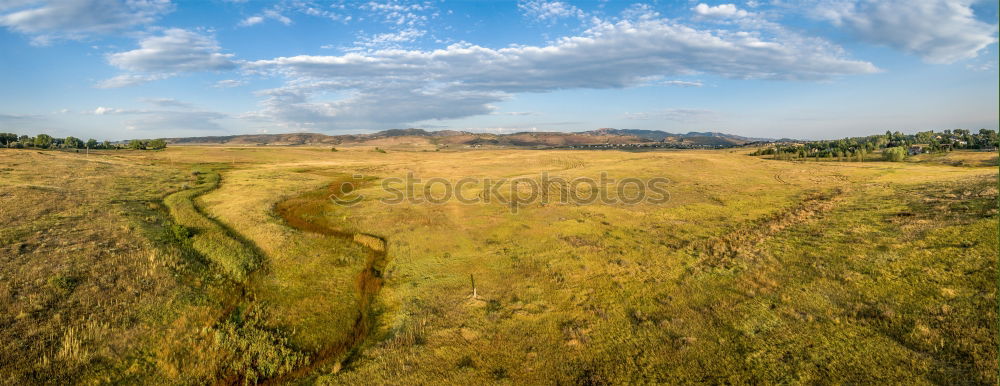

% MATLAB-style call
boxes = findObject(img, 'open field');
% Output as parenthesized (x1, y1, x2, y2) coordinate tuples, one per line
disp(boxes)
(0, 146, 996, 384)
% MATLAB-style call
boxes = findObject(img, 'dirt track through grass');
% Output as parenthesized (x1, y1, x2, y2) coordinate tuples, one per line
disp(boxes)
(693, 186, 849, 270)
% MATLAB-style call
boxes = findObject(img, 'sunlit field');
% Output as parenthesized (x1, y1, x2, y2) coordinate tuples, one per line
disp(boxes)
(1, 146, 996, 384)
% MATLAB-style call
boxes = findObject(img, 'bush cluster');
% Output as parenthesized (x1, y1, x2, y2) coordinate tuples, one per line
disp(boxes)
(0, 132, 167, 150)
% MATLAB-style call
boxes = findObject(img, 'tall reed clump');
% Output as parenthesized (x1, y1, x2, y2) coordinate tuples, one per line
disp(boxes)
(163, 170, 261, 283)
(213, 304, 308, 383)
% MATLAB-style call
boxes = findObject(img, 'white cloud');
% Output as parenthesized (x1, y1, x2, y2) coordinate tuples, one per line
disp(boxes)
(262, 8, 291, 25)
(244, 15, 877, 129)
(490, 111, 538, 116)
(811, 0, 998, 63)
(518, 0, 585, 22)
(249, 82, 503, 130)
(239, 16, 264, 26)
(966, 60, 997, 71)
(348, 0, 435, 51)
(95, 73, 169, 88)
(352, 27, 425, 49)
(693, 3, 749, 18)
(213, 79, 246, 88)
(620, 3, 660, 21)
(99, 29, 236, 87)
(107, 28, 236, 73)
(250, 22, 876, 84)
(92, 106, 122, 115)
(360, 0, 431, 27)
(238, 1, 350, 27)
(661, 80, 705, 87)
(297, 2, 350, 22)
(0, 0, 172, 44)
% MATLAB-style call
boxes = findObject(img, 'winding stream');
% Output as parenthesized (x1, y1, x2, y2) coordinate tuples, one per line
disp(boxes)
(166, 170, 388, 383)
(263, 178, 389, 383)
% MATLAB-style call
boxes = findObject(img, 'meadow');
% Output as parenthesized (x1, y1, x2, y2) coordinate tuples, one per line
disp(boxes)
(0, 145, 996, 384)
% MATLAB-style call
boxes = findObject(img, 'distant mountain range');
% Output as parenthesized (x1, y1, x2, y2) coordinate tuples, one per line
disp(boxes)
(583, 128, 772, 143)
(163, 128, 771, 148)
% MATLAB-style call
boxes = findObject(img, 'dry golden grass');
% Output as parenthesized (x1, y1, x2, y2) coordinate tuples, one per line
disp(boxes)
(0, 150, 221, 383)
(1, 146, 996, 384)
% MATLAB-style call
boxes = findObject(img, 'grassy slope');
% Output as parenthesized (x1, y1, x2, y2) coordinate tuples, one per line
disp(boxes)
(0, 150, 235, 383)
(163, 168, 262, 283)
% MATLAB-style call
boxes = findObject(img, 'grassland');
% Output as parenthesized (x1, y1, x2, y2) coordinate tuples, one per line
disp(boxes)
(0, 146, 996, 384)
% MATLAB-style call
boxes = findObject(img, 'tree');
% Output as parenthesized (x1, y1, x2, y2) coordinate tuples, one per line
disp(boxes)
(64, 136, 81, 149)
(147, 139, 167, 150)
(979, 129, 998, 148)
(86, 139, 98, 149)
(0, 133, 16, 146)
(883, 147, 906, 162)
(103, 140, 113, 149)
(128, 139, 146, 150)
(34, 134, 53, 149)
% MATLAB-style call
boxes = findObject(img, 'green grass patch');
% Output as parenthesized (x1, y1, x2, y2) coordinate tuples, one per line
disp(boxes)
(163, 169, 262, 283)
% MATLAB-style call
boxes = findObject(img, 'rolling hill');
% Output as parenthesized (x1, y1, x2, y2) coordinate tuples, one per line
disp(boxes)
(163, 128, 767, 148)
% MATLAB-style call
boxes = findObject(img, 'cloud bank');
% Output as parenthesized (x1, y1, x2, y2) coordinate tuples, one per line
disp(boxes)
(0, 0, 172, 44)
(98, 28, 236, 87)
(245, 13, 877, 129)
(812, 0, 997, 63)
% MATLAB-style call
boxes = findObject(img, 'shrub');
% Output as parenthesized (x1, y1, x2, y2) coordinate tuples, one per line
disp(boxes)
(48, 274, 80, 294)
(171, 224, 192, 241)
(486, 299, 502, 313)
(883, 147, 907, 162)
(490, 367, 509, 380)
(148, 139, 167, 150)
(456, 355, 475, 369)
(213, 305, 307, 382)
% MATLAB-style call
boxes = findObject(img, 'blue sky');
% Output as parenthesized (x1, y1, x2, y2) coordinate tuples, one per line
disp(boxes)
(0, 0, 997, 140)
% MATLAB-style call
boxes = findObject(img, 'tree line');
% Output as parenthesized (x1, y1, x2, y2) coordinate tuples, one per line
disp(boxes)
(750, 129, 998, 162)
(0, 133, 167, 150)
